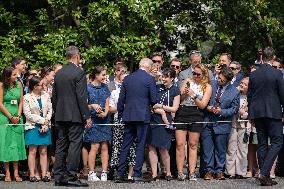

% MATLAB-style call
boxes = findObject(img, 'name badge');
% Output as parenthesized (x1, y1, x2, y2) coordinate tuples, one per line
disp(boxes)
(10, 100, 18, 105)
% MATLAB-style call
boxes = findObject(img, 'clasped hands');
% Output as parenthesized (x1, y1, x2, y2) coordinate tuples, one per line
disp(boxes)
(90, 104, 107, 118)
(39, 119, 50, 133)
(207, 105, 222, 115)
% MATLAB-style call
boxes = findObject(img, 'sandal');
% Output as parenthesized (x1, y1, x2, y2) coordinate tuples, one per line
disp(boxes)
(5, 175, 12, 182)
(35, 175, 41, 181)
(30, 176, 38, 182)
(42, 176, 50, 182)
(14, 175, 23, 182)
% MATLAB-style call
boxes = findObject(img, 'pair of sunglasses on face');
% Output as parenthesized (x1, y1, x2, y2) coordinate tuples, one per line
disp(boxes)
(192, 71, 201, 77)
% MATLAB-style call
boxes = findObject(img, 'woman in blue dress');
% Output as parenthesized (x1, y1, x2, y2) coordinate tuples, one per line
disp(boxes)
(83, 66, 111, 182)
(23, 76, 53, 182)
(147, 68, 180, 180)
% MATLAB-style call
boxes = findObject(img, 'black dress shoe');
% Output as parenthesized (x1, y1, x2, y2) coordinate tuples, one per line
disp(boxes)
(54, 181, 68, 186)
(114, 176, 127, 183)
(235, 175, 246, 179)
(132, 177, 151, 183)
(66, 179, 88, 187)
(258, 176, 274, 186)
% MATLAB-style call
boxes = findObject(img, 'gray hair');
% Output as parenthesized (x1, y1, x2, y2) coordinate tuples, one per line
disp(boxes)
(263, 47, 275, 62)
(66, 46, 80, 60)
(230, 61, 241, 68)
(139, 58, 153, 68)
(189, 50, 201, 59)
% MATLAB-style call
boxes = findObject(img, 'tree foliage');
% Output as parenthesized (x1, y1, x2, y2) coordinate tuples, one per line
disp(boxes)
(1, 0, 284, 72)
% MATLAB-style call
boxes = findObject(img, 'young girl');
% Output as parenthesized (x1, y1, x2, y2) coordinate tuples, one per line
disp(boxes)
(84, 66, 111, 182)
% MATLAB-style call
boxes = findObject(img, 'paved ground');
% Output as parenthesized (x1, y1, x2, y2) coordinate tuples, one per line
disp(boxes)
(1, 177, 284, 189)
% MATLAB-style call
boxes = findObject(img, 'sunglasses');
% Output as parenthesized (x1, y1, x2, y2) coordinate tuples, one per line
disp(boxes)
(170, 65, 180, 69)
(229, 67, 238, 70)
(192, 71, 201, 77)
(152, 59, 162, 64)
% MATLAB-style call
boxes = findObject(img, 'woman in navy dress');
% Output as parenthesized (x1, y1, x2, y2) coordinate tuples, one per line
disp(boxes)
(147, 68, 180, 180)
(83, 66, 111, 182)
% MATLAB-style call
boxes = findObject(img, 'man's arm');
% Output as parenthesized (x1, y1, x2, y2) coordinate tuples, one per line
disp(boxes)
(75, 71, 91, 121)
(149, 76, 158, 105)
(220, 91, 240, 118)
(117, 80, 126, 120)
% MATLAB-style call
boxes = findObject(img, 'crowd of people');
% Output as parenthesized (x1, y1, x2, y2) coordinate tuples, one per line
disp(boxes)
(0, 46, 284, 187)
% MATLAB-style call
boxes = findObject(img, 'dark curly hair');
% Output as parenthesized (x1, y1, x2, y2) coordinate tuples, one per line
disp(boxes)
(0, 67, 16, 90)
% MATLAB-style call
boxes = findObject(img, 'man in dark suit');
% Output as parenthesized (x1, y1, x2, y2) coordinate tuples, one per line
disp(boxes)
(52, 46, 92, 187)
(248, 47, 284, 186)
(202, 67, 240, 180)
(115, 58, 157, 183)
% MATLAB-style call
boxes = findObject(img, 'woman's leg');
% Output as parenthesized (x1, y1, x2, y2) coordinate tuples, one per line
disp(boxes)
(88, 143, 100, 172)
(12, 161, 22, 181)
(159, 149, 171, 176)
(81, 146, 89, 175)
(187, 132, 200, 175)
(101, 142, 109, 172)
(39, 146, 48, 177)
(175, 130, 187, 174)
(4, 162, 10, 179)
(148, 145, 158, 178)
(28, 146, 37, 177)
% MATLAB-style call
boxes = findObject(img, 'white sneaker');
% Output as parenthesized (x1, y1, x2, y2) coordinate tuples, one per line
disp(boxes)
(101, 172, 108, 181)
(189, 173, 197, 181)
(88, 172, 100, 182)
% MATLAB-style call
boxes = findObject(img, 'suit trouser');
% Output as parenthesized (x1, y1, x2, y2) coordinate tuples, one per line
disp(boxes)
(202, 126, 229, 173)
(118, 122, 148, 178)
(226, 127, 248, 176)
(53, 122, 83, 182)
(255, 118, 283, 177)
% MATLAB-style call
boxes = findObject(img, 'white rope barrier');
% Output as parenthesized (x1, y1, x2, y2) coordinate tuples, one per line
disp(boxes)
(0, 120, 250, 126)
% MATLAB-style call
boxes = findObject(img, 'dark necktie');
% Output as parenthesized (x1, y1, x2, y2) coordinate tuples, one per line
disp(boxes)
(215, 86, 223, 105)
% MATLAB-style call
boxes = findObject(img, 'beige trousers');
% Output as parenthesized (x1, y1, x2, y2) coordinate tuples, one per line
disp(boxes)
(226, 127, 248, 176)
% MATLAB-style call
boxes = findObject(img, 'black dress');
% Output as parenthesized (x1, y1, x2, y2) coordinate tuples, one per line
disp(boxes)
(147, 84, 180, 150)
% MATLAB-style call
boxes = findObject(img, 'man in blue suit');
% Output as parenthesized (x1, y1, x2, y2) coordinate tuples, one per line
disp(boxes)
(116, 58, 157, 183)
(248, 47, 284, 186)
(202, 67, 240, 180)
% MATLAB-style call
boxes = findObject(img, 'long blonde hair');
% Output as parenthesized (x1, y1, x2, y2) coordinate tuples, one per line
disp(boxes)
(192, 64, 210, 93)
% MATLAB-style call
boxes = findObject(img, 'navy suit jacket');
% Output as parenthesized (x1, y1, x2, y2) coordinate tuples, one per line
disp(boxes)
(248, 64, 284, 120)
(118, 69, 157, 123)
(205, 80, 240, 134)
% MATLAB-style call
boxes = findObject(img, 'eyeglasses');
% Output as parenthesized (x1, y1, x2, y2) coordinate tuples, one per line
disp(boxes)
(192, 71, 201, 77)
(229, 67, 238, 71)
(170, 65, 180, 69)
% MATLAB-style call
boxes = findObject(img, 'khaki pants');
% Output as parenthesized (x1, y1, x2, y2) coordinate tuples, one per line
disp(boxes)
(226, 127, 248, 176)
